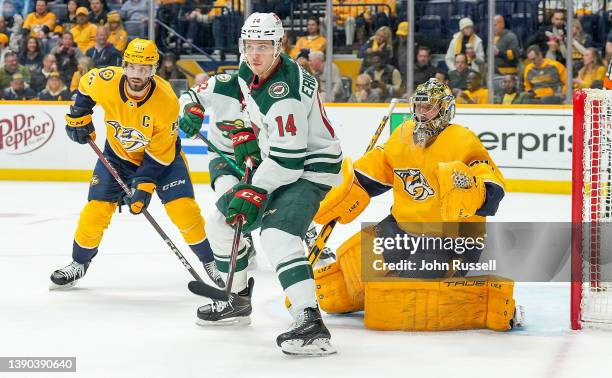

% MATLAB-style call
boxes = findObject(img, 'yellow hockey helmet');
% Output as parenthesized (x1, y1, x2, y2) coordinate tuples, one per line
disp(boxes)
(123, 38, 159, 66)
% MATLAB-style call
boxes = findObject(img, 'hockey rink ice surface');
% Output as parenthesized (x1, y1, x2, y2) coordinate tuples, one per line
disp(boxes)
(0, 181, 609, 378)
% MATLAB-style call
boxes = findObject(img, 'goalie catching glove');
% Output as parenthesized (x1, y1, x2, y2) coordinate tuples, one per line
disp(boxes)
(437, 161, 486, 221)
(179, 102, 205, 139)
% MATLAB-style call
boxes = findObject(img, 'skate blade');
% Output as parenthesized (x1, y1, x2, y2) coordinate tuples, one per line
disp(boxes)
(511, 305, 526, 329)
(280, 339, 337, 357)
(48, 280, 79, 291)
(196, 316, 251, 327)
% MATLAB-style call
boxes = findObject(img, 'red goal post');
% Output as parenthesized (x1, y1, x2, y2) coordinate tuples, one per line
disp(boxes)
(572, 89, 612, 330)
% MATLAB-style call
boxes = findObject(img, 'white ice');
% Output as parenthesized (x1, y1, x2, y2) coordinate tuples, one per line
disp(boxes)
(0, 182, 609, 378)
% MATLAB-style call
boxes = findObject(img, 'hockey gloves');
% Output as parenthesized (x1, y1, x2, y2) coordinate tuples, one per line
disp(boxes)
(179, 102, 205, 138)
(127, 177, 156, 215)
(65, 113, 96, 144)
(229, 127, 262, 170)
(226, 184, 267, 231)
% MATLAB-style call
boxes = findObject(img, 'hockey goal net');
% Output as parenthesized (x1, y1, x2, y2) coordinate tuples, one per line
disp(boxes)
(572, 89, 612, 329)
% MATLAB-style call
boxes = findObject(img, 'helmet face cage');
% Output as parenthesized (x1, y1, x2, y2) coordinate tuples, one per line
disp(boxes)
(411, 78, 455, 146)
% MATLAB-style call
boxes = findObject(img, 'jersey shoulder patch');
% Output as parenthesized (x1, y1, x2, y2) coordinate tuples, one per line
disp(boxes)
(212, 73, 241, 100)
(98, 68, 116, 81)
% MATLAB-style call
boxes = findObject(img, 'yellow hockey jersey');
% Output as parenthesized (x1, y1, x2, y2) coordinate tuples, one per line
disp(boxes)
(76, 66, 180, 171)
(354, 121, 505, 235)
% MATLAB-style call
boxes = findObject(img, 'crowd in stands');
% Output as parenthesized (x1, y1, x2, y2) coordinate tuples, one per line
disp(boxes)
(278, 1, 612, 104)
(2, 0, 612, 104)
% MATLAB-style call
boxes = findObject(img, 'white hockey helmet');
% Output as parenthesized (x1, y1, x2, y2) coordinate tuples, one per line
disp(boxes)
(239, 12, 284, 60)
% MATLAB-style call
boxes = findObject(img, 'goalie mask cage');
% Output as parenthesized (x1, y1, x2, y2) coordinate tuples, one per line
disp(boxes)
(572, 89, 612, 330)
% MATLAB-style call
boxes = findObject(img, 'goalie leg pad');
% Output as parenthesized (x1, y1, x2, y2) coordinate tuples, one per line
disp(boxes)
(164, 197, 206, 245)
(363, 275, 515, 331)
(314, 158, 371, 225)
(74, 200, 117, 249)
(314, 228, 377, 313)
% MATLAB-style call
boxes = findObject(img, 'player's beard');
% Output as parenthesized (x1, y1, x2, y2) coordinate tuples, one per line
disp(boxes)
(126, 76, 151, 93)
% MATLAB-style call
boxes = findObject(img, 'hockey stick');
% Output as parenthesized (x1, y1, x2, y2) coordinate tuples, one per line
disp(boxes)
(188, 158, 255, 301)
(195, 133, 244, 176)
(87, 138, 205, 283)
(284, 99, 399, 309)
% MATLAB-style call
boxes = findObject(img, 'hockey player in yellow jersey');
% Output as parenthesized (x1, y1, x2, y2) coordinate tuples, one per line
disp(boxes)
(313, 78, 524, 332)
(50, 39, 225, 289)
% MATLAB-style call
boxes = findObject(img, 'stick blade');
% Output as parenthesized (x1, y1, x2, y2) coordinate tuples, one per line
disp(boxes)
(188, 280, 229, 300)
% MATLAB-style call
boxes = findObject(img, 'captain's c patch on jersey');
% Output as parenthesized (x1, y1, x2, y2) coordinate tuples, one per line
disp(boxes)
(106, 120, 150, 152)
(394, 168, 435, 201)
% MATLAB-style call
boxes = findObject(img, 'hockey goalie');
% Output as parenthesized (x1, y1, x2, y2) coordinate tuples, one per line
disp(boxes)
(313, 78, 524, 332)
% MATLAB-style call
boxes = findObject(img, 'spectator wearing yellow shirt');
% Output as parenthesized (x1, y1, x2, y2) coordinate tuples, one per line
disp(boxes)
(573, 47, 606, 89)
(70, 56, 93, 93)
(456, 72, 489, 104)
(290, 17, 327, 59)
(22, 0, 56, 38)
(494, 74, 520, 104)
(71, 7, 97, 54)
(106, 11, 128, 52)
(519, 45, 566, 104)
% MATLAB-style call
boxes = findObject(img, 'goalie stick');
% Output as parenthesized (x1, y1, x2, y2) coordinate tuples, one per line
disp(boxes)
(188, 158, 255, 301)
(306, 99, 398, 263)
(87, 138, 205, 283)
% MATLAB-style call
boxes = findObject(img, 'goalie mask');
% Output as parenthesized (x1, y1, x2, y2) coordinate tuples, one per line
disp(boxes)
(411, 78, 456, 147)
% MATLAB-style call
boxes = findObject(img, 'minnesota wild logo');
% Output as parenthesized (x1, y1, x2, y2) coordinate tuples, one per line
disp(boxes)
(268, 82, 289, 99)
(217, 119, 245, 138)
(216, 74, 231, 82)
(394, 168, 435, 201)
(106, 120, 150, 151)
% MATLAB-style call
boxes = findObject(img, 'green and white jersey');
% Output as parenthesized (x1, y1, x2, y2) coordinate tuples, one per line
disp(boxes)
(178, 73, 246, 161)
(238, 54, 343, 193)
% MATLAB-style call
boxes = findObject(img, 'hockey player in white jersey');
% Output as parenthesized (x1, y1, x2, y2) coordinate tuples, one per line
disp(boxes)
(178, 73, 258, 270)
(179, 73, 245, 196)
(186, 13, 343, 356)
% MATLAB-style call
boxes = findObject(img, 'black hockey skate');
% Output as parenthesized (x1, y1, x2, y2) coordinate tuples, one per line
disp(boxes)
(276, 306, 336, 356)
(203, 261, 226, 288)
(196, 278, 254, 326)
(49, 261, 89, 290)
